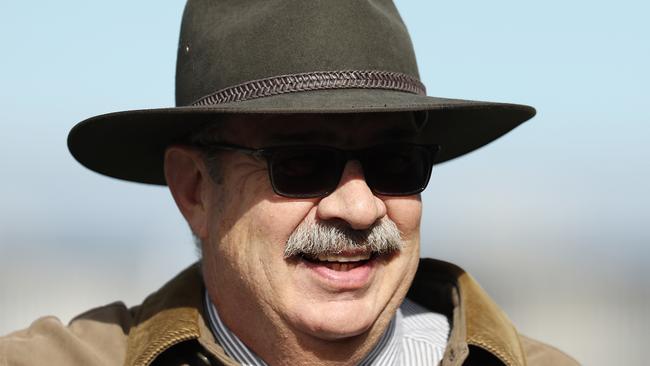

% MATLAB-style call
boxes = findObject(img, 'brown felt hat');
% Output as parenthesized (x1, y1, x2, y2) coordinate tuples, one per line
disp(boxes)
(68, 0, 535, 185)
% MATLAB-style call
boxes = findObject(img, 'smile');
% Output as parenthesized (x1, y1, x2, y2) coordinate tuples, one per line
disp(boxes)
(295, 250, 388, 291)
(301, 252, 374, 271)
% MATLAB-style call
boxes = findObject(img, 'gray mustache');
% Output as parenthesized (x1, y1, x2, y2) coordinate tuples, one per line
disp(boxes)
(284, 218, 403, 258)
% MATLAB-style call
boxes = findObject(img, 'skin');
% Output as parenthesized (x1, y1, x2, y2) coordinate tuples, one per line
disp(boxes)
(165, 113, 424, 366)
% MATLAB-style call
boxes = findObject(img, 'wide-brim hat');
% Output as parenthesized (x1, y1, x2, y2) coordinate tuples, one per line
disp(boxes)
(68, 0, 535, 185)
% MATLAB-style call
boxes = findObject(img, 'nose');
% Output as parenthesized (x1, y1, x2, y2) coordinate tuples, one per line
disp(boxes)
(316, 160, 387, 230)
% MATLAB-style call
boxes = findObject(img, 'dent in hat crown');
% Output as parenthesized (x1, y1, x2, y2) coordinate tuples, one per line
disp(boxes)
(175, 0, 421, 106)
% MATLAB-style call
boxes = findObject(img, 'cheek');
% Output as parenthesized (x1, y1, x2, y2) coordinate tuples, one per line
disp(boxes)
(208, 159, 319, 264)
(216, 162, 316, 243)
(383, 196, 422, 238)
(249, 200, 318, 249)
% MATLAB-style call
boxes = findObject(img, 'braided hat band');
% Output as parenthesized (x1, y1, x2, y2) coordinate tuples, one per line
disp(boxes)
(191, 70, 426, 106)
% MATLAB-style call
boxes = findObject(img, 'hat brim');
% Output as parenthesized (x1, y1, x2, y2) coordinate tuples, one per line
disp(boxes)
(68, 89, 535, 185)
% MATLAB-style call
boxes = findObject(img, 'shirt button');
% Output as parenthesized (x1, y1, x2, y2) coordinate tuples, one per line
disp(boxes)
(196, 352, 212, 365)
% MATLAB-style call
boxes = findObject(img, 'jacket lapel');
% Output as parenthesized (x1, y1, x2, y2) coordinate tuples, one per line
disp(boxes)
(410, 258, 527, 366)
(124, 264, 203, 366)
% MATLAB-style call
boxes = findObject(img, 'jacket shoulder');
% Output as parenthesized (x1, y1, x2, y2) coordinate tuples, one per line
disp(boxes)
(520, 335, 581, 366)
(1, 302, 133, 366)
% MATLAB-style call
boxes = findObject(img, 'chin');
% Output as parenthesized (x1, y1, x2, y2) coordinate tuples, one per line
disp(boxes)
(290, 299, 380, 341)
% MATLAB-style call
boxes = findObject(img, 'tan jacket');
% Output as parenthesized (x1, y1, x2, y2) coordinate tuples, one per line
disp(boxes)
(1, 259, 579, 366)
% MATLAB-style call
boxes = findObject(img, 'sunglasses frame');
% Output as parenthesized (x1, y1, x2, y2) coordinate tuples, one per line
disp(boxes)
(199, 142, 441, 198)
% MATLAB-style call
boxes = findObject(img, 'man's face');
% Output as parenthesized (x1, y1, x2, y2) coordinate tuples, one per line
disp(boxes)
(198, 114, 423, 343)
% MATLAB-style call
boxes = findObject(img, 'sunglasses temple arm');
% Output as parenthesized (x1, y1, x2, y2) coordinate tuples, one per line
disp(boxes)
(200, 143, 266, 158)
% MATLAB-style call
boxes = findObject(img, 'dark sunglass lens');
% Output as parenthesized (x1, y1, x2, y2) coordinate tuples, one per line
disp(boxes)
(269, 148, 343, 197)
(363, 145, 432, 195)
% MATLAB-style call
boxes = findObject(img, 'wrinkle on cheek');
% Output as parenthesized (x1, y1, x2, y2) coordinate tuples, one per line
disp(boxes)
(385, 201, 422, 235)
(252, 202, 316, 311)
(232, 169, 270, 207)
(223, 169, 273, 222)
(241, 206, 284, 304)
(257, 201, 316, 244)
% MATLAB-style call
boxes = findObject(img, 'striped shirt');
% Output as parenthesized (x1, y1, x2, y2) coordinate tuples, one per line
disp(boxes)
(205, 290, 449, 365)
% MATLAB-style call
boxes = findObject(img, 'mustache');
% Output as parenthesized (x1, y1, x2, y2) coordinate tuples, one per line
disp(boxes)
(284, 218, 403, 258)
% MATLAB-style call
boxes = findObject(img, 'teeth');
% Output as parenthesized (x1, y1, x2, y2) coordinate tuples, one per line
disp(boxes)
(315, 253, 371, 262)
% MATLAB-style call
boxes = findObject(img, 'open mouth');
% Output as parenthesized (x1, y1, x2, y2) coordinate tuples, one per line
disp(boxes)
(299, 252, 377, 271)
(293, 250, 395, 289)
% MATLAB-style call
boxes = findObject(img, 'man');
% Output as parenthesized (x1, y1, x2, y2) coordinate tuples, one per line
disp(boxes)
(1, 1, 578, 365)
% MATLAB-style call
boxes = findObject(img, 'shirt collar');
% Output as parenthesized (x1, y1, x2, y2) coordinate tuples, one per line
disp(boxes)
(357, 307, 403, 366)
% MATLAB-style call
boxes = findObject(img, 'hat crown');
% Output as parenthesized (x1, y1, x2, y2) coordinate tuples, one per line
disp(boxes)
(175, 0, 420, 106)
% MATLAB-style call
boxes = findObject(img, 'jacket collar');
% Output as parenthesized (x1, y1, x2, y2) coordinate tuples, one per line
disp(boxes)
(408, 259, 527, 366)
(123, 263, 204, 366)
(124, 259, 526, 366)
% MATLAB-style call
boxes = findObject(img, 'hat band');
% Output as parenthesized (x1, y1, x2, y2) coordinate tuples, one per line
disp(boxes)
(190, 70, 426, 106)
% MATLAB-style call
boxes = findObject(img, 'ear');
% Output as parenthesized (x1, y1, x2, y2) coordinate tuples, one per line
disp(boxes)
(164, 145, 211, 240)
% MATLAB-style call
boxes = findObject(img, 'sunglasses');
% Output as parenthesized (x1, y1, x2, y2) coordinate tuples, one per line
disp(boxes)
(201, 143, 440, 198)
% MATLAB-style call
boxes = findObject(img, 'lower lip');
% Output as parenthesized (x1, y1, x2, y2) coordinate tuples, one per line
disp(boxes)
(299, 256, 377, 291)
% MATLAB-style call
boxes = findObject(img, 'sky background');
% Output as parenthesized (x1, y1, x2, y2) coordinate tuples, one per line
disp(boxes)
(1, 1, 648, 365)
